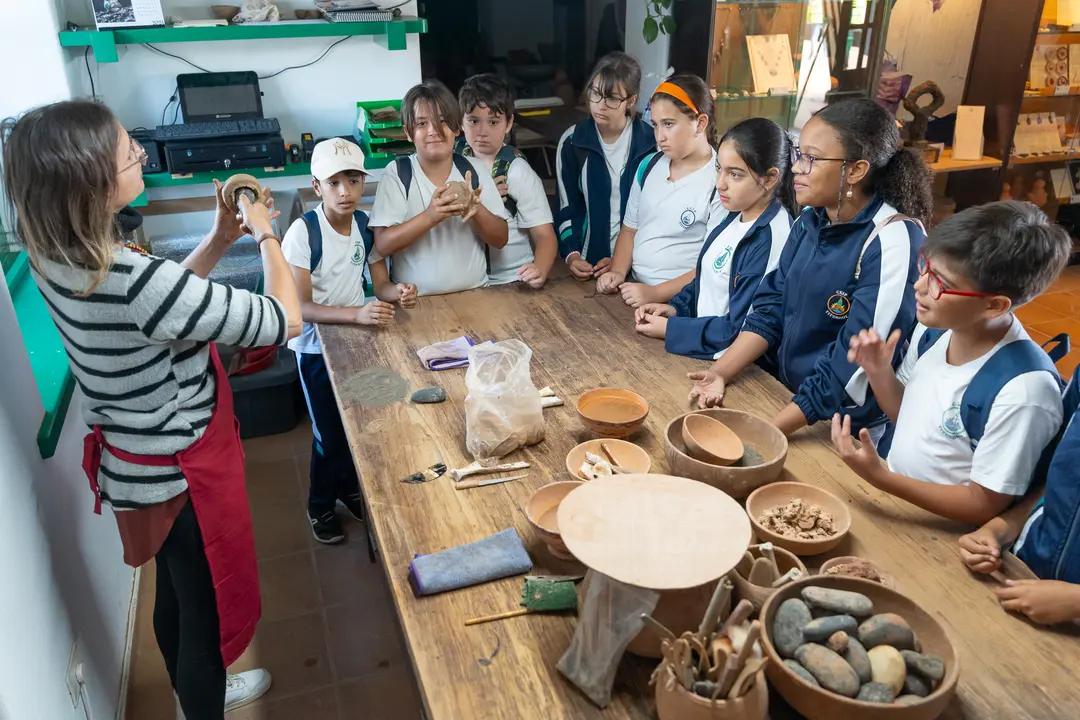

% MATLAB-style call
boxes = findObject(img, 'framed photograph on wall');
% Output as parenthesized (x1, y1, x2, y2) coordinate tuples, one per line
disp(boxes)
(91, 0, 165, 30)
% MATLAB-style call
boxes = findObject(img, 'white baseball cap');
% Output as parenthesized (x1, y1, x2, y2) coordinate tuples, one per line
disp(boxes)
(310, 138, 369, 181)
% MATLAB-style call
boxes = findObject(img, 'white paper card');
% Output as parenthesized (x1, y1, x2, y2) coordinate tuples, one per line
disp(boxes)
(745, 35, 796, 95)
(953, 106, 985, 161)
(1052, 168, 1071, 199)
(93, 0, 165, 30)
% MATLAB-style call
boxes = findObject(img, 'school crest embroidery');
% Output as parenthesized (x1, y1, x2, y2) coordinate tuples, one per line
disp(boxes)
(679, 208, 697, 228)
(713, 246, 733, 272)
(826, 291, 851, 320)
(351, 242, 365, 265)
(941, 403, 965, 438)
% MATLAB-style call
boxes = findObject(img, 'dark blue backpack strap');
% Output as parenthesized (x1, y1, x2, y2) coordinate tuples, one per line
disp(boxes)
(961, 339, 1061, 449)
(452, 153, 481, 189)
(395, 156, 413, 200)
(453, 135, 471, 157)
(302, 210, 323, 272)
(493, 145, 524, 218)
(1043, 332, 1071, 364)
(353, 210, 374, 258)
(918, 327, 946, 356)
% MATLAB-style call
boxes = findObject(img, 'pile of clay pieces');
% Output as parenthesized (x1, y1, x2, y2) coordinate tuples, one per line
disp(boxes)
(758, 498, 837, 540)
(772, 586, 946, 705)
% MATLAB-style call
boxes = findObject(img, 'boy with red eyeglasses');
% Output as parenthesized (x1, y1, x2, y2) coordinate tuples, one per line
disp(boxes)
(831, 201, 1071, 526)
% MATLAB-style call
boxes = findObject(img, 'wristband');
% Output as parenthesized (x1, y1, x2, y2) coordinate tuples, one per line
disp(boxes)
(255, 231, 280, 248)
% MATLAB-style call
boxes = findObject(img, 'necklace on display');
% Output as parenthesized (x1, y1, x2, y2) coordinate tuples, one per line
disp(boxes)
(755, 36, 785, 77)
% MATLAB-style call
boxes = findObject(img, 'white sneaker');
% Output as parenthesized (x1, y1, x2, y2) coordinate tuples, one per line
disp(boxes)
(224, 669, 273, 713)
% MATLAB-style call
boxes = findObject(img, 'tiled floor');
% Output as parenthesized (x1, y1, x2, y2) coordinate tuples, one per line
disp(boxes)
(124, 422, 423, 720)
(1016, 265, 1080, 379)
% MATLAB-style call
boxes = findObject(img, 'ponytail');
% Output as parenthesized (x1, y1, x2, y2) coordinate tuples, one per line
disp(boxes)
(874, 147, 933, 228)
(719, 117, 799, 217)
(652, 73, 717, 149)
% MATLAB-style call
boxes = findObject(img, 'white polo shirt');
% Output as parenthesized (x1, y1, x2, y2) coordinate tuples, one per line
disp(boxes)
(888, 318, 1063, 496)
(477, 156, 553, 285)
(623, 151, 721, 286)
(369, 155, 508, 296)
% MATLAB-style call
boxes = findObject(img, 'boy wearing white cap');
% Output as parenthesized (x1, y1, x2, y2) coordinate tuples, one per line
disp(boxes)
(281, 138, 417, 544)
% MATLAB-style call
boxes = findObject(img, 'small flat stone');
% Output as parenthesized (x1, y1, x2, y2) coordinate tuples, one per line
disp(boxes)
(783, 659, 820, 687)
(795, 643, 860, 697)
(827, 631, 849, 653)
(856, 682, 896, 703)
(901, 650, 945, 683)
(773, 598, 813, 658)
(802, 586, 875, 616)
(410, 386, 446, 404)
(803, 614, 858, 642)
(858, 613, 916, 650)
(895, 694, 926, 706)
(868, 645, 907, 696)
(903, 673, 931, 698)
(843, 637, 873, 684)
(693, 680, 717, 698)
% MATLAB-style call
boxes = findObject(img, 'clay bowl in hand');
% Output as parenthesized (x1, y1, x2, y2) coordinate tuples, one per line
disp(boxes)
(655, 664, 769, 720)
(564, 438, 651, 480)
(576, 388, 649, 438)
(819, 556, 898, 590)
(745, 481, 851, 556)
(525, 481, 583, 560)
(211, 5, 241, 20)
(731, 543, 809, 612)
(682, 413, 744, 466)
(664, 409, 787, 499)
(760, 575, 959, 720)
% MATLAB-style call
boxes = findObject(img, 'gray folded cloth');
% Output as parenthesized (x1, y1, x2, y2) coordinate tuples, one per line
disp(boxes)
(408, 528, 533, 597)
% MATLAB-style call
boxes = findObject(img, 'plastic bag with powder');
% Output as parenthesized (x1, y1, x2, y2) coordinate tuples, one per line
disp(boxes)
(464, 340, 545, 461)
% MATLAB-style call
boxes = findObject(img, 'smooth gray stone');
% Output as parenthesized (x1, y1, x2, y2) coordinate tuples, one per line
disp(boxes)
(901, 650, 945, 683)
(803, 614, 858, 642)
(857, 682, 896, 703)
(773, 598, 813, 658)
(410, 386, 447, 404)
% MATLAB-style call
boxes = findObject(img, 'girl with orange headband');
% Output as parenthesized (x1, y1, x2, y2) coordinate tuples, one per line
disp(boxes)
(595, 73, 724, 307)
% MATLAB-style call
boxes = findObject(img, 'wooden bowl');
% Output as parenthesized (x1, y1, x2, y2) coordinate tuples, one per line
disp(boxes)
(664, 410, 788, 499)
(626, 579, 729, 658)
(731, 544, 809, 612)
(656, 664, 768, 720)
(760, 575, 959, 720)
(745, 481, 851, 556)
(682, 413, 744, 466)
(576, 388, 649, 438)
(524, 481, 583, 560)
(819, 556, 898, 590)
(294, 9, 321, 18)
(211, 5, 241, 20)
(564, 438, 651, 480)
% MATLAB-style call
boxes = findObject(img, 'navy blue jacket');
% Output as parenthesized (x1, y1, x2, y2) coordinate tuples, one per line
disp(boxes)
(743, 197, 925, 430)
(666, 200, 792, 360)
(555, 116, 656, 265)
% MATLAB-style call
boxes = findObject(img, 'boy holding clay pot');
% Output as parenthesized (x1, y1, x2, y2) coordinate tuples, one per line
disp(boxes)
(832, 201, 1071, 527)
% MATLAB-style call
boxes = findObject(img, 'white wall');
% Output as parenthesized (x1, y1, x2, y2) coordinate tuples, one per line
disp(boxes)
(624, 0, 670, 113)
(884, 0, 982, 119)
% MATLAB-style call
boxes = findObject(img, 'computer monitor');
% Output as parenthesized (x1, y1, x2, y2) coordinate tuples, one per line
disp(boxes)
(177, 71, 263, 124)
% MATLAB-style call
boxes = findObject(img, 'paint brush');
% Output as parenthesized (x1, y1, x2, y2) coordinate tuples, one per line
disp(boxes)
(454, 473, 527, 490)
(450, 460, 530, 481)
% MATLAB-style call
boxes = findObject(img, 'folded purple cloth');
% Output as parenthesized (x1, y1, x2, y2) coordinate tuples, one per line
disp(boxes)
(416, 336, 492, 370)
(407, 528, 533, 597)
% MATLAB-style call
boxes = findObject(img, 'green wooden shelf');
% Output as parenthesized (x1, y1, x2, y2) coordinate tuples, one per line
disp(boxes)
(59, 17, 427, 62)
(130, 163, 313, 206)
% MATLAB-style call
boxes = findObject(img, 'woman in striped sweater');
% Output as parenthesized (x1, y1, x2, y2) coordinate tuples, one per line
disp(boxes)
(2, 101, 301, 719)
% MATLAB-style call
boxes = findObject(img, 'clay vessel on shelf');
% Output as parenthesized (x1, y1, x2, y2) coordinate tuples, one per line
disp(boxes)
(576, 388, 649, 438)
(655, 665, 769, 720)
(731, 544, 809, 612)
(211, 5, 241, 21)
(745, 481, 851, 556)
(524, 481, 583, 560)
(564, 438, 650, 479)
(682, 413, 744, 466)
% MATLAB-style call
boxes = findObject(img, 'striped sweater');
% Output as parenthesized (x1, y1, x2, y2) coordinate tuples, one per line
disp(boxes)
(34, 247, 287, 509)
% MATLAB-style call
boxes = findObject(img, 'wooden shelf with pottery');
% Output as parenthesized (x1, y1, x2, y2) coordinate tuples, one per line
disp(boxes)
(928, 149, 1002, 174)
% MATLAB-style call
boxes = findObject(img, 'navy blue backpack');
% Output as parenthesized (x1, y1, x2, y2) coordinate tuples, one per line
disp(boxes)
(301, 209, 378, 286)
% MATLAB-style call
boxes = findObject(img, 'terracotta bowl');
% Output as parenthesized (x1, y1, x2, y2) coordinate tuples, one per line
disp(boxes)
(664, 410, 787, 499)
(819, 556, 898, 590)
(564, 438, 651, 480)
(627, 578, 729, 658)
(524, 481, 583, 560)
(745, 481, 851, 556)
(760, 575, 959, 720)
(576, 388, 649, 438)
(211, 5, 241, 20)
(731, 544, 809, 612)
(682, 413, 744, 466)
(656, 664, 769, 720)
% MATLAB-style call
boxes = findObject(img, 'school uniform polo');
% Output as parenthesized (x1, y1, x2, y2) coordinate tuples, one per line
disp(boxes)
(486, 156, 553, 285)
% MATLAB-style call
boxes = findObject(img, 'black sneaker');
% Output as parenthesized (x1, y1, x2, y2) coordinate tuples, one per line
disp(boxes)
(308, 511, 345, 544)
(338, 494, 365, 524)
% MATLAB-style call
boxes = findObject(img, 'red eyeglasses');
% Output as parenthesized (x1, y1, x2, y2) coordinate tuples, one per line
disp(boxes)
(918, 250, 996, 300)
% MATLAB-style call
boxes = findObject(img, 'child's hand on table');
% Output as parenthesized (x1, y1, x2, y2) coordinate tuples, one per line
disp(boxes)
(619, 282, 652, 308)
(355, 300, 395, 327)
(848, 328, 902, 376)
(460, 171, 483, 222)
(596, 270, 625, 294)
(959, 526, 1004, 575)
(995, 580, 1080, 625)
(687, 370, 726, 409)
(517, 264, 547, 289)
(635, 303, 676, 323)
(830, 414, 886, 484)
(494, 175, 509, 198)
(635, 313, 668, 339)
(568, 254, 594, 280)
(591, 257, 612, 275)
(396, 283, 418, 308)
(425, 184, 468, 224)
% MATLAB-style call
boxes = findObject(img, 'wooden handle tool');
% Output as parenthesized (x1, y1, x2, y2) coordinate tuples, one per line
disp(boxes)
(721, 599, 755, 636)
(758, 542, 780, 579)
(698, 577, 734, 640)
(747, 557, 776, 586)
(771, 567, 803, 588)
(717, 621, 760, 698)
(727, 656, 769, 699)
(454, 473, 527, 490)
(640, 613, 677, 642)
(465, 608, 532, 626)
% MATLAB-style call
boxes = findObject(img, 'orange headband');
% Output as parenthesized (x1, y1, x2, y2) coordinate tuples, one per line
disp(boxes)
(655, 81, 699, 114)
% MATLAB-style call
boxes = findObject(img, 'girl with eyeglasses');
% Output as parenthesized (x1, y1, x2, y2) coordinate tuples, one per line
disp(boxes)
(556, 52, 656, 281)
(2, 101, 303, 718)
(687, 98, 933, 442)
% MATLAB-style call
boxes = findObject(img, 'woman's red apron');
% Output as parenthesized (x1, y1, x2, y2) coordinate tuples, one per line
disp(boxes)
(82, 345, 259, 667)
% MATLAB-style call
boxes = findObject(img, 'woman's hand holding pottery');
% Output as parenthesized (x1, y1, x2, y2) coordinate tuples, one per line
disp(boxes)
(635, 303, 676, 323)
(234, 190, 279, 240)
(215, 179, 277, 244)
(958, 525, 1004, 575)
(396, 283, 418, 309)
(687, 370, 726, 409)
(355, 300, 396, 327)
(635, 313, 667, 339)
(596, 270, 625, 294)
(618, 282, 652, 308)
(830, 413, 885, 483)
(567, 254, 594, 280)
(994, 579, 1080, 625)
(848, 328, 902, 378)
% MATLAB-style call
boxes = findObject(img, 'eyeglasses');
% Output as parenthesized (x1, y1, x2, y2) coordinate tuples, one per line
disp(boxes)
(586, 87, 630, 109)
(791, 146, 847, 174)
(119, 138, 147, 175)
(918, 250, 997, 300)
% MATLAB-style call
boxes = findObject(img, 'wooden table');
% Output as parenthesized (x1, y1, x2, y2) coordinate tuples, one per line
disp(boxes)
(320, 274, 1080, 720)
